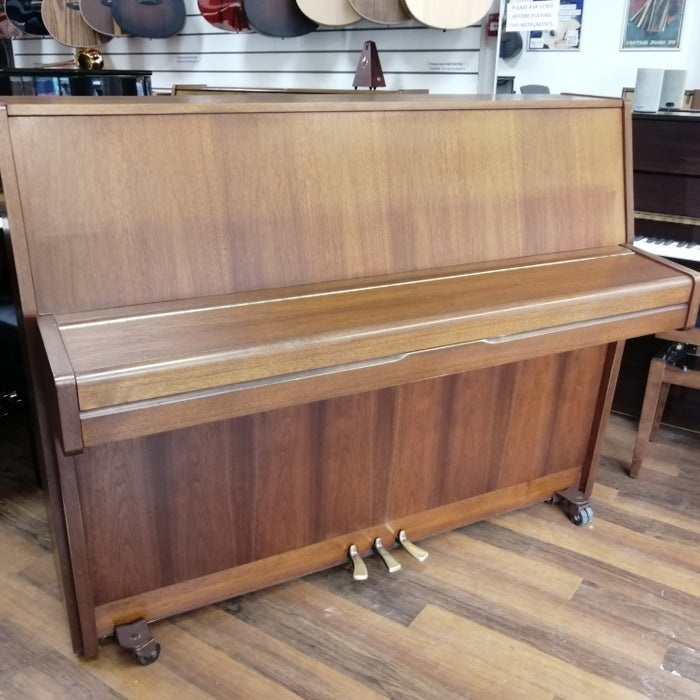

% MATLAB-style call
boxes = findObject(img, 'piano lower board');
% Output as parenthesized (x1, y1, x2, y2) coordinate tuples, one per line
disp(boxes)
(58, 344, 617, 656)
(94, 467, 581, 639)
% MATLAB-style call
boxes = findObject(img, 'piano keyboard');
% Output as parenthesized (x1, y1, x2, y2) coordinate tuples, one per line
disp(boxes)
(634, 236, 700, 262)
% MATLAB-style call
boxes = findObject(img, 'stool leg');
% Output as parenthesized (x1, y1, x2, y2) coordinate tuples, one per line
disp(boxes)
(630, 358, 667, 478)
(649, 382, 670, 442)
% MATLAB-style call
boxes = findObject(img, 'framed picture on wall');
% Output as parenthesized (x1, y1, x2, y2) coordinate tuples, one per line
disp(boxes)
(527, 0, 584, 51)
(621, 0, 685, 50)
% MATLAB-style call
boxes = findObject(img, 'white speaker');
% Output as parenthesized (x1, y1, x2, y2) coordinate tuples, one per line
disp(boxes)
(658, 69, 687, 109)
(632, 68, 664, 113)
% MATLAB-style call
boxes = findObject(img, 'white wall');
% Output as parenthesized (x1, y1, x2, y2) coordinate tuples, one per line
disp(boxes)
(498, 1, 700, 96)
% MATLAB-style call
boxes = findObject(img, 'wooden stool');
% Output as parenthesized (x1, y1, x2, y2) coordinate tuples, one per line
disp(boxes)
(630, 326, 700, 477)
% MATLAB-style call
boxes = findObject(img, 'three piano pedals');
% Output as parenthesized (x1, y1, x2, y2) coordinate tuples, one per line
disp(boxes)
(347, 530, 429, 582)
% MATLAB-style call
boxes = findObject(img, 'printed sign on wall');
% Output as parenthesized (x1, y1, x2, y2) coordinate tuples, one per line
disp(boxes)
(621, 0, 685, 50)
(527, 1, 584, 51)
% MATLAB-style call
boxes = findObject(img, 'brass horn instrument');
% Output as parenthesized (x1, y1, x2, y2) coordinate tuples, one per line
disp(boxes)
(36, 48, 104, 71)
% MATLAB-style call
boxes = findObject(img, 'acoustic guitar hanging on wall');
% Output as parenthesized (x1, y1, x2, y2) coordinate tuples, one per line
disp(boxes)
(41, 0, 112, 46)
(295, 0, 361, 27)
(6, 0, 50, 35)
(401, 0, 492, 30)
(245, 0, 317, 37)
(110, 0, 186, 38)
(79, 0, 128, 36)
(348, 0, 409, 25)
(198, 0, 250, 33)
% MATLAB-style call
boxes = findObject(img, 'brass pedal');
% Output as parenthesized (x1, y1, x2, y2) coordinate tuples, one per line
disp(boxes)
(373, 537, 401, 573)
(348, 544, 368, 581)
(397, 530, 429, 562)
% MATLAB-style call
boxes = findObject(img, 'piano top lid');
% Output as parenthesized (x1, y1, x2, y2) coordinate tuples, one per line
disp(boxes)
(0, 93, 623, 117)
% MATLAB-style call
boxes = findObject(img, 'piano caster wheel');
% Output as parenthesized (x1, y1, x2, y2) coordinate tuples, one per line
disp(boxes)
(571, 505, 593, 527)
(135, 642, 161, 666)
(550, 487, 593, 527)
(115, 618, 161, 666)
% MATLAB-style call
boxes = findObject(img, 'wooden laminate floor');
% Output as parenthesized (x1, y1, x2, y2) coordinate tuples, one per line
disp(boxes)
(0, 407, 698, 699)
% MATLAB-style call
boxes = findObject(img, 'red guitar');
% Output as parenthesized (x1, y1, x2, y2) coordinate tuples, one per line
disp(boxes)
(198, 0, 250, 33)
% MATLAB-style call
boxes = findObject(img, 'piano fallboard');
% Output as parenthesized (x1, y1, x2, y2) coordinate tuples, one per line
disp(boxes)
(39, 246, 697, 452)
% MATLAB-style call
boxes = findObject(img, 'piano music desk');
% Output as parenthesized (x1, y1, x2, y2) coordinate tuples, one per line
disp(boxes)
(0, 94, 698, 661)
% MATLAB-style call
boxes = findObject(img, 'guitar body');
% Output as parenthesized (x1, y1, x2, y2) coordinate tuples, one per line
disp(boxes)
(110, 0, 186, 37)
(6, 0, 49, 35)
(295, 0, 361, 27)
(1, 1, 24, 36)
(198, 0, 250, 33)
(80, 0, 127, 35)
(348, 0, 409, 24)
(42, 0, 112, 44)
(401, 0, 491, 30)
(244, 0, 317, 37)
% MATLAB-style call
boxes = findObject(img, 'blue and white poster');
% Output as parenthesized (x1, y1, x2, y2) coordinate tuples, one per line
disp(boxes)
(527, 1, 584, 51)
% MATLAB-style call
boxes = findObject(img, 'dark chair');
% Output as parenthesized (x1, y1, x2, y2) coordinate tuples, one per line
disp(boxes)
(520, 84, 550, 94)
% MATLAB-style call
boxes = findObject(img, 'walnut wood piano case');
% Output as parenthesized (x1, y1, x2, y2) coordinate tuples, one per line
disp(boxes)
(0, 94, 697, 661)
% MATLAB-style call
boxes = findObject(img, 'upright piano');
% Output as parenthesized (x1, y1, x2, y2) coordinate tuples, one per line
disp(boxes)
(0, 94, 698, 662)
(614, 109, 700, 429)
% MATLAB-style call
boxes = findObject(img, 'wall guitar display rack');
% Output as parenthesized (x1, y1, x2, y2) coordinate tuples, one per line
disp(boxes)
(0, 94, 698, 664)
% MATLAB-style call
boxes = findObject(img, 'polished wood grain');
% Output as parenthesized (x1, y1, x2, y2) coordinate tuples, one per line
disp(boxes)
(70, 350, 602, 610)
(2, 95, 698, 661)
(2, 411, 699, 697)
(42, 249, 693, 413)
(3, 98, 628, 314)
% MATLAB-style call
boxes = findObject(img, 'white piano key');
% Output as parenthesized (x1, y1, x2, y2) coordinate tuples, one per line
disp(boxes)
(634, 236, 700, 263)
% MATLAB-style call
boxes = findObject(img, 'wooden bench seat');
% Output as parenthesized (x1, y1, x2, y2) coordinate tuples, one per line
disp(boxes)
(39, 246, 698, 453)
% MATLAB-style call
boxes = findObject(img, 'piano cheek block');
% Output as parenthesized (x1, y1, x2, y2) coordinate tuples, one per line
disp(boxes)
(2, 95, 699, 661)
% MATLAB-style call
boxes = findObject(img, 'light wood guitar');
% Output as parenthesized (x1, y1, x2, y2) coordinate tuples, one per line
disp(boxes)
(296, 0, 360, 27)
(41, 0, 112, 46)
(348, 0, 409, 25)
(402, 0, 491, 30)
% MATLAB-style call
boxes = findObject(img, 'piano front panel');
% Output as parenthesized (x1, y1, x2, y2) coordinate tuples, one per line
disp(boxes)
(75, 346, 607, 608)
